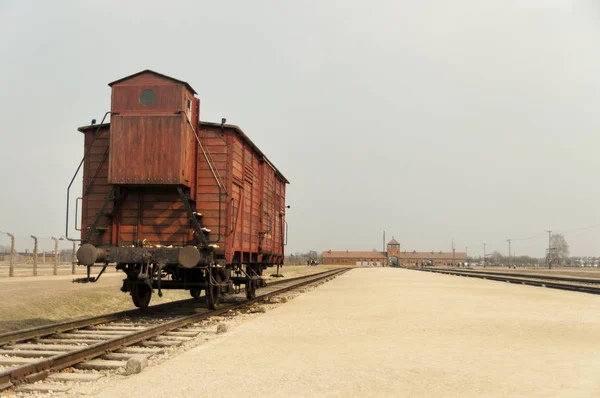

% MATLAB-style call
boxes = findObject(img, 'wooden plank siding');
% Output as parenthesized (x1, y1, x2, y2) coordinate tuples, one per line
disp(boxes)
(195, 126, 229, 252)
(196, 125, 286, 265)
(117, 189, 190, 246)
(81, 126, 112, 246)
(108, 73, 196, 186)
(82, 125, 192, 247)
(80, 121, 288, 265)
(261, 165, 275, 255)
(78, 70, 287, 266)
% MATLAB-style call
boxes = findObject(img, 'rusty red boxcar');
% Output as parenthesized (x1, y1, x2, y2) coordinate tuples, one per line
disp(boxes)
(67, 70, 289, 309)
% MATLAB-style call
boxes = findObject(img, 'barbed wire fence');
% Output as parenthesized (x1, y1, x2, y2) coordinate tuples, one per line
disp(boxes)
(0, 230, 78, 277)
(2, 223, 600, 275)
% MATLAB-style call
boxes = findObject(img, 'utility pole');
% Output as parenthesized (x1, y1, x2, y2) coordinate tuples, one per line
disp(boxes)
(51, 236, 59, 275)
(383, 230, 386, 266)
(506, 239, 511, 268)
(547, 230, 552, 269)
(30, 235, 38, 276)
(452, 239, 455, 267)
(7, 233, 15, 277)
(483, 242, 487, 268)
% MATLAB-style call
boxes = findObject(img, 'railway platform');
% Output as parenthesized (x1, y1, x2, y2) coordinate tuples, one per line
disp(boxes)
(95, 268, 600, 397)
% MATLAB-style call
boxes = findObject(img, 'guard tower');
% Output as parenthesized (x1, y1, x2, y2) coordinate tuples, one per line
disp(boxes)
(387, 237, 400, 266)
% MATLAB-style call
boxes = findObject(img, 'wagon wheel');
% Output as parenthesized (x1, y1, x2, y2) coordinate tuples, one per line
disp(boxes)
(245, 277, 256, 299)
(131, 283, 152, 309)
(206, 269, 222, 310)
(190, 289, 202, 299)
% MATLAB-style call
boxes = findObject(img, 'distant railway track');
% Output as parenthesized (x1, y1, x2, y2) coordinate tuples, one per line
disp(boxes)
(415, 267, 600, 295)
(429, 268, 600, 285)
(0, 268, 348, 392)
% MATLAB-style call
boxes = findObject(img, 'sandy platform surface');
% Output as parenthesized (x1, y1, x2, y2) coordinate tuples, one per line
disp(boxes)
(93, 268, 600, 397)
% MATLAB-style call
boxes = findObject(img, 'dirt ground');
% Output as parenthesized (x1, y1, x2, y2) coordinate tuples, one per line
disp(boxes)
(0, 264, 344, 333)
(92, 268, 600, 398)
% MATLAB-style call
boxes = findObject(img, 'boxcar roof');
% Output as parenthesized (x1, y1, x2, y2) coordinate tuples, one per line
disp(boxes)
(201, 121, 289, 183)
(77, 121, 289, 184)
(108, 69, 197, 95)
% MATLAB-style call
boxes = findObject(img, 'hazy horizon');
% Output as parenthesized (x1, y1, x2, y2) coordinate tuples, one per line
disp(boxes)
(2, 0, 600, 258)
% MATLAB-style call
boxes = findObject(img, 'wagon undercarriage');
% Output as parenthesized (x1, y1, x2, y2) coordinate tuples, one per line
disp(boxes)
(77, 243, 268, 309)
(120, 262, 266, 309)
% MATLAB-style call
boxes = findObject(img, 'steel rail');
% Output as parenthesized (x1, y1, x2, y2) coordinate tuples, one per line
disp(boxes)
(418, 268, 600, 294)
(0, 268, 342, 346)
(0, 268, 348, 390)
(427, 268, 600, 284)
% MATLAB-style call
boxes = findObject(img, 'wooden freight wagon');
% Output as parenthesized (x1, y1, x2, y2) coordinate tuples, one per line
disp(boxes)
(69, 70, 289, 309)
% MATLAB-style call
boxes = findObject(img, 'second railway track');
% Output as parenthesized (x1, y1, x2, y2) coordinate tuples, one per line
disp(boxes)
(0, 268, 348, 393)
(415, 267, 600, 295)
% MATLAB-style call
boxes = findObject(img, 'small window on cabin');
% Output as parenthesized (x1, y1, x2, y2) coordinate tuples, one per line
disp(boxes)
(185, 98, 192, 119)
(139, 89, 156, 106)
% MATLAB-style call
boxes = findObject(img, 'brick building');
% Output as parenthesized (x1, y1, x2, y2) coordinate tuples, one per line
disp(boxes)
(322, 237, 466, 267)
(321, 250, 387, 266)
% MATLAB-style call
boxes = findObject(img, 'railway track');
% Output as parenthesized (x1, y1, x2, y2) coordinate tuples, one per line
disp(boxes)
(429, 268, 600, 284)
(416, 268, 600, 294)
(0, 268, 348, 393)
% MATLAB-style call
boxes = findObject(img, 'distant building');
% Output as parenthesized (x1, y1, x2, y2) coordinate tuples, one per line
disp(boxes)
(322, 237, 466, 267)
(396, 250, 467, 267)
(321, 250, 387, 266)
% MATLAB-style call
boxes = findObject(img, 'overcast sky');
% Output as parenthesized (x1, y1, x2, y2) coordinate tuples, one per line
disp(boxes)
(1, 0, 600, 257)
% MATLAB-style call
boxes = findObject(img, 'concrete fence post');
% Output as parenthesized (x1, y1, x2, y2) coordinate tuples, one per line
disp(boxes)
(72, 241, 76, 274)
(30, 235, 38, 276)
(7, 233, 15, 277)
(51, 236, 59, 275)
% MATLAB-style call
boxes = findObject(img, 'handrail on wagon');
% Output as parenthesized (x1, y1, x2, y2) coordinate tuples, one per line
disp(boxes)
(182, 112, 227, 195)
(181, 111, 225, 243)
(65, 111, 111, 242)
